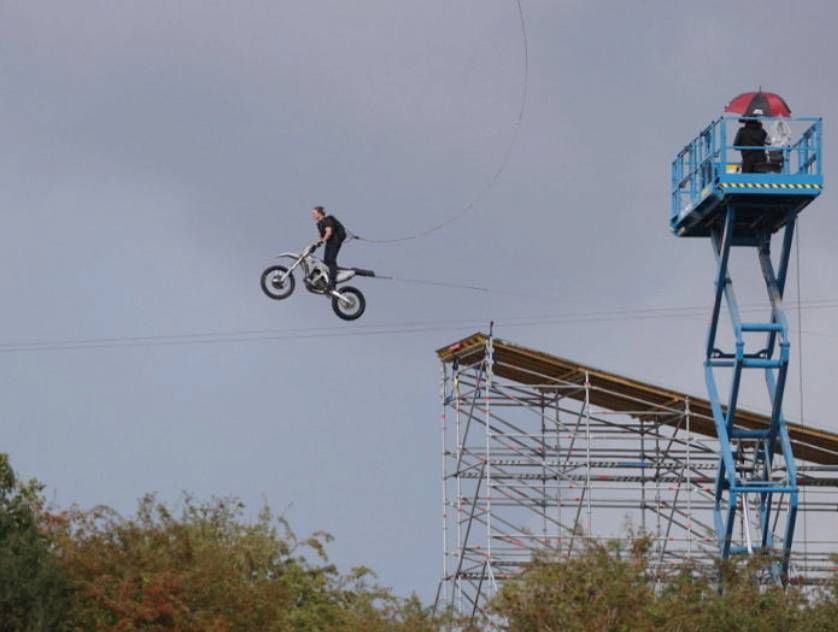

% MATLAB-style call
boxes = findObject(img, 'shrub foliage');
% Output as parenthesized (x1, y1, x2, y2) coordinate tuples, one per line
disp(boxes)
(1, 453, 836, 631)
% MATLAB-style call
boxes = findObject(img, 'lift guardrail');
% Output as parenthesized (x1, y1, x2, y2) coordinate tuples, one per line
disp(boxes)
(671, 116, 823, 236)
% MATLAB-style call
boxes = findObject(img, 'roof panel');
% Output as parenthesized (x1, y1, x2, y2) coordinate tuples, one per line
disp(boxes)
(437, 333, 838, 465)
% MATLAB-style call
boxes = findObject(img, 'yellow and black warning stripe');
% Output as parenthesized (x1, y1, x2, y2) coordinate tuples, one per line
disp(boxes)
(720, 182, 822, 190)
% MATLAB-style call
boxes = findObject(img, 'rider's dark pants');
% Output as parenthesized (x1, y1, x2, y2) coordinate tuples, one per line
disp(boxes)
(324, 240, 342, 288)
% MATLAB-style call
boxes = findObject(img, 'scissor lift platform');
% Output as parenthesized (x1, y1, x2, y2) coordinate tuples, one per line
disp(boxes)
(670, 114, 824, 580)
(671, 116, 823, 238)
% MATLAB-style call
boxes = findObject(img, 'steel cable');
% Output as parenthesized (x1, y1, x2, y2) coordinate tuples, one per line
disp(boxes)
(348, 0, 528, 244)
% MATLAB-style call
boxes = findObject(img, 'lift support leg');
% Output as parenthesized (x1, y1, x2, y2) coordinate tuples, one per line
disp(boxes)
(704, 205, 799, 580)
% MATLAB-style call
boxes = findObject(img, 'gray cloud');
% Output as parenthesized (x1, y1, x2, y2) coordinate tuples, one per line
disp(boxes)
(1, 0, 836, 599)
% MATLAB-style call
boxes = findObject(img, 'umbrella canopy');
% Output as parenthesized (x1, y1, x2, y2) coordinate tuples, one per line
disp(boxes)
(725, 91, 792, 117)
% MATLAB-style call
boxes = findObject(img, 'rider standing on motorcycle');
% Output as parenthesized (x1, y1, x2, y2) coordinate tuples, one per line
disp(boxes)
(312, 206, 346, 290)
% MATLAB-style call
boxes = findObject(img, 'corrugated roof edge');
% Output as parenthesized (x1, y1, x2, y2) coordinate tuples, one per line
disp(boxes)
(436, 332, 838, 465)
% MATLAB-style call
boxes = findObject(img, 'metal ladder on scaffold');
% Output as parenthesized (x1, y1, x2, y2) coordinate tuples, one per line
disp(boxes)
(670, 113, 823, 579)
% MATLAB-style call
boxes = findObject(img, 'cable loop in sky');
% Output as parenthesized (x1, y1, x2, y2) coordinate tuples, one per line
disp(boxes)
(349, 0, 528, 244)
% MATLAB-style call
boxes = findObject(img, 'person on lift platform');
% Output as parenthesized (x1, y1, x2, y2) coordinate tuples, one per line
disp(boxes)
(733, 108, 769, 173)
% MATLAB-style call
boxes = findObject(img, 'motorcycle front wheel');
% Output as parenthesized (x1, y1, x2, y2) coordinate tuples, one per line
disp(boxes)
(332, 286, 366, 321)
(260, 265, 295, 300)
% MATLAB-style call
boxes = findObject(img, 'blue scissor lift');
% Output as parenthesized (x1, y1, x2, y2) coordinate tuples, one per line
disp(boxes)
(671, 115, 823, 579)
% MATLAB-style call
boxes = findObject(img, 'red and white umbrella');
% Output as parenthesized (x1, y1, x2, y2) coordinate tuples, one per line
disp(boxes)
(725, 91, 791, 117)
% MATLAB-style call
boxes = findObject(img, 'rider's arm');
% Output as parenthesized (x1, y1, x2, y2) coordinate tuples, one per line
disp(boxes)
(320, 226, 333, 244)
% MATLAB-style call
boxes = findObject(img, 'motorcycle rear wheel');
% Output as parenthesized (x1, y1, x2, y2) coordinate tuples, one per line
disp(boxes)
(332, 286, 366, 321)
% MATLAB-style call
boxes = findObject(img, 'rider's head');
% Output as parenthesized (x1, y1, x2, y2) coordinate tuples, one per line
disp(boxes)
(312, 206, 325, 220)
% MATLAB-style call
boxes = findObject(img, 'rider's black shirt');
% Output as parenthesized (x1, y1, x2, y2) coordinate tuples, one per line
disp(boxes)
(317, 215, 346, 243)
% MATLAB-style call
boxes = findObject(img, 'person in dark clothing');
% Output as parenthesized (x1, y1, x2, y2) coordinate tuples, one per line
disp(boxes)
(733, 110, 768, 173)
(312, 206, 346, 290)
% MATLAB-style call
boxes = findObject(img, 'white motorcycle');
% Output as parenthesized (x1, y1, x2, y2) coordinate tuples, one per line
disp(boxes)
(260, 241, 374, 321)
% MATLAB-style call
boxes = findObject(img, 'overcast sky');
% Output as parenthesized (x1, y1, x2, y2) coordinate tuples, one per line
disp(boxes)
(2, 0, 837, 600)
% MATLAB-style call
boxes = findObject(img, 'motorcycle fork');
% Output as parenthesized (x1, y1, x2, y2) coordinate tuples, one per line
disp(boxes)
(279, 256, 306, 281)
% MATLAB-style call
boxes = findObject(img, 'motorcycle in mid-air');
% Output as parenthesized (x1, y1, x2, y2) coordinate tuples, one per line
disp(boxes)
(260, 241, 375, 321)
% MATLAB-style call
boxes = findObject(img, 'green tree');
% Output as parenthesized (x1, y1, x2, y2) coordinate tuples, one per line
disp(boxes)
(0, 453, 74, 632)
(650, 557, 808, 632)
(50, 493, 447, 631)
(489, 538, 838, 632)
(488, 538, 655, 632)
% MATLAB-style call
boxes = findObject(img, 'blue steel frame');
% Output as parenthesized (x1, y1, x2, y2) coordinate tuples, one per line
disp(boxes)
(705, 208, 798, 578)
(671, 115, 824, 580)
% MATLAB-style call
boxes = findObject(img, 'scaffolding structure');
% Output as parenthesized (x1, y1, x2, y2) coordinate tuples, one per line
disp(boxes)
(435, 333, 838, 619)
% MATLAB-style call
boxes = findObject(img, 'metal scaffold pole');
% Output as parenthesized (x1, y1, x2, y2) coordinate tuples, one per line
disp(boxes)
(434, 364, 448, 613)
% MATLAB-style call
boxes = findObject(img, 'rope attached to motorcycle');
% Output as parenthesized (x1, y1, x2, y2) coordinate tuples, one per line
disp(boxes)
(370, 274, 491, 293)
(345, 0, 528, 245)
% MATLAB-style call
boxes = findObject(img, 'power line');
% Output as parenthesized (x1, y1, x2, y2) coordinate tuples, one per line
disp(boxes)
(3, 296, 838, 354)
(348, 0, 528, 244)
